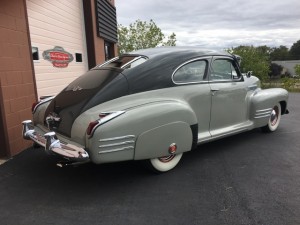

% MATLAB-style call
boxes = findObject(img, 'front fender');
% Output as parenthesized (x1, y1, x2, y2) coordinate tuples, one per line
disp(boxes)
(250, 88, 288, 127)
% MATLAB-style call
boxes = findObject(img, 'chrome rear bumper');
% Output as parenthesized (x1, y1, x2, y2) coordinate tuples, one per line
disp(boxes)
(22, 120, 90, 163)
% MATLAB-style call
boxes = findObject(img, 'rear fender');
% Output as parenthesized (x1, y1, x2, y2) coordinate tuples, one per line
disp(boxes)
(32, 97, 53, 125)
(134, 121, 193, 160)
(86, 101, 197, 164)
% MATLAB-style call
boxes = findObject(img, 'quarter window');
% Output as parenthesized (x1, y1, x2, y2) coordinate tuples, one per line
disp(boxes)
(211, 59, 239, 80)
(100, 56, 147, 70)
(173, 60, 207, 84)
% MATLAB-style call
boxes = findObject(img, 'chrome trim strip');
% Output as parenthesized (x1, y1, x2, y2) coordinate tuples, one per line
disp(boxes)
(199, 128, 249, 143)
(33, 96, 54, 113)
(121, 56, 143, 68)
(99, 140, 135, 148)
(254, 108, 272, 119)
(255, 112, 271, 116)
(256, 108, 272, 112)
(89, 111, 126, 138)
(99, 111, 125, 125)
(254, 115, 270, 119)
(98, 146, 134, 154)
(96, 56, 119, 68)
(99, 135, 135, 142)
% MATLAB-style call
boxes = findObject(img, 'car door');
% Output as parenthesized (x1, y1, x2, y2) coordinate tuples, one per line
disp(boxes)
(172, 57, 212, 141)
(209, 56, 250, 137)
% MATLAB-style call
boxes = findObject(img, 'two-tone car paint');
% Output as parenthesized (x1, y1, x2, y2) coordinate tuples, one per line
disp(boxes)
(23, 47, 288, 172)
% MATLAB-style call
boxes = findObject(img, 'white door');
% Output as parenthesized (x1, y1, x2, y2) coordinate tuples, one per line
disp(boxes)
(27, 0, 88, 98)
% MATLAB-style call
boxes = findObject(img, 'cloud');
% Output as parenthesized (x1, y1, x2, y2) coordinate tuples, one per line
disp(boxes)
(115, 0, 300, 49)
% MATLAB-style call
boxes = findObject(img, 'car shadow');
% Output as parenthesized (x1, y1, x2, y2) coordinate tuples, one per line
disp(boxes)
(0, 128, 268, 200)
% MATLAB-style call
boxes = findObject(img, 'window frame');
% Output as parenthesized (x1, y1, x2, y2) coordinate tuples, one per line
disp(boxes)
(96, 55, 148, 70)
(172, 57, 211, 85)
(209, 56, 244, 83)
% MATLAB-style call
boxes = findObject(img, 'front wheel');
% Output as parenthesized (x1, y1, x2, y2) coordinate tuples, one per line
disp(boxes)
(146, 153, 183, 173)
(261, 103, 281, 132)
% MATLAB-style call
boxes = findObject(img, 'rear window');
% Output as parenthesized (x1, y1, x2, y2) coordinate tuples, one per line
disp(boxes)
(65, 69, 117, 91)
(98, 55, 147, 70)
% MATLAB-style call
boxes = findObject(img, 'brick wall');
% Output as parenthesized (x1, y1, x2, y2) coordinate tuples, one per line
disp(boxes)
(0, 0, 37, 156)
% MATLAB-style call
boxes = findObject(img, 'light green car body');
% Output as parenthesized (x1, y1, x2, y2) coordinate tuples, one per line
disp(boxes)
(32, 76, 288, 164)
(24, 48, 289, 171)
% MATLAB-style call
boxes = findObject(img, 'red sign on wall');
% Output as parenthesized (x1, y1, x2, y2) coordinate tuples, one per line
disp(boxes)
(43, 46, 74, 68)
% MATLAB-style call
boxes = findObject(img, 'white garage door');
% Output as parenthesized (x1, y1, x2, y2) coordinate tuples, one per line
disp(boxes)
(27, 0, 88, 98)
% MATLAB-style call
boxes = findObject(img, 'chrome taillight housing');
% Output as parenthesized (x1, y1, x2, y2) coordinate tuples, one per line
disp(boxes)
(86, 111, 125, 138)
(31, 96, 54, 113)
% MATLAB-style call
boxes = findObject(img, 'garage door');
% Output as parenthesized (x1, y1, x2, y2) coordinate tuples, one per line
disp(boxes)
(27, 0, 88, 98)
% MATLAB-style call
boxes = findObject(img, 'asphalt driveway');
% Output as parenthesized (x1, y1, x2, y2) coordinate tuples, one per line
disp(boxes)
(0, 93, 299, 225)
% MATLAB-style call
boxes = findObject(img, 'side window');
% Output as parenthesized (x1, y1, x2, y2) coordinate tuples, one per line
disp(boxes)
(211, 59, 238, 80)
(173, 60, 207, 84)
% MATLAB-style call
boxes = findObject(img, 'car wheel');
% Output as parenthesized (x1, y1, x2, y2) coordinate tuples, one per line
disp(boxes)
(146, 153, 183, 173)
(261, 103, 281, 132)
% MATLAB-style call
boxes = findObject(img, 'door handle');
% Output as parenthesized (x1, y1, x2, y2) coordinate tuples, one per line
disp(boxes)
(211, 88, 219, 96)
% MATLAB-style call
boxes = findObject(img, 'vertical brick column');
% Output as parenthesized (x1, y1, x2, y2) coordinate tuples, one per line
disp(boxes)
(0, 0, 37, 156)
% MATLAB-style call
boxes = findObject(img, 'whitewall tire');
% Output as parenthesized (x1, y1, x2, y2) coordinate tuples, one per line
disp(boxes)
(261, 103, 281, 132)
(147, 153, 183, 173)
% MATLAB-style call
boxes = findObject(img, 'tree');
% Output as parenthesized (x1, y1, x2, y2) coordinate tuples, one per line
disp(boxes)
(269, 63, 283, 77)
(270, 45, 290, 61)
(227, 46, 270, 81)
(117, 19, 176, 54)
(295, 64, 300, 76)
(289, 40, 300, 60)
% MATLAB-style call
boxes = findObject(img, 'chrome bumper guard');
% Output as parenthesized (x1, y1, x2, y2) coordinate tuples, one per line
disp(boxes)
(22, 120, 89, 163)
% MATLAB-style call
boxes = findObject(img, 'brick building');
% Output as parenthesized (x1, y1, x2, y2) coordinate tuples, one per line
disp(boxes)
(0, 0, 118, 157)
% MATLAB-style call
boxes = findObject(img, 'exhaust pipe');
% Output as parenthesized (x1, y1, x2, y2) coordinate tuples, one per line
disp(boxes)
(56, 160, 90, 168)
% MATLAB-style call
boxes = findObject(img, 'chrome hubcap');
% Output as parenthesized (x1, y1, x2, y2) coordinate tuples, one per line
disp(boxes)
(158, 155, 176, 163)
(270, 106, 279, 126)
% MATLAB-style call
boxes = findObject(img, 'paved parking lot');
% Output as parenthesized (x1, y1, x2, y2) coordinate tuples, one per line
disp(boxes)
(0, 93, 299, 225)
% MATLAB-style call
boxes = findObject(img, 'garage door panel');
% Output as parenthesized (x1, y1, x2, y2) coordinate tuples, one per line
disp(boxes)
(27, 0, 88, 98)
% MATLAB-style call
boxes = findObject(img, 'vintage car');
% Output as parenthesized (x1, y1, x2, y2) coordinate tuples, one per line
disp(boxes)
(22, 47, 289, 172)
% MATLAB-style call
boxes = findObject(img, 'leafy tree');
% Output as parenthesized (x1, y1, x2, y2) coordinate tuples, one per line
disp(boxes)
(289, 40, 300, 60)
(295, 64, 300, 76)
(270, 45, 290, 61)
(257, 45, 272, 59)
(117, 19, 176, 54)
(227, 46, 270, 81)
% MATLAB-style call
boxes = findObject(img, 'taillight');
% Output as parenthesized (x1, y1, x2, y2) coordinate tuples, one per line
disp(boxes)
(86, 121, 99, 136)
(31, 102, 40, 113)
(86, 111, 125, 138)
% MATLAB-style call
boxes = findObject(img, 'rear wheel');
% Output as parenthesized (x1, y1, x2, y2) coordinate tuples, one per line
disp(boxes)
(261, 103, 281, 132)
(146, 153, 183, 173)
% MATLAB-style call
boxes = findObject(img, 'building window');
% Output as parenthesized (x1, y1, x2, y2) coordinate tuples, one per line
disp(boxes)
(104, 41, 114, 61)
(32, 47, 39, 60)
(75, 53, 83, 62)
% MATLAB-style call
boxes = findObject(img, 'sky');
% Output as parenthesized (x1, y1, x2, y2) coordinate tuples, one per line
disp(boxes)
(115, 0, 300, 50)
